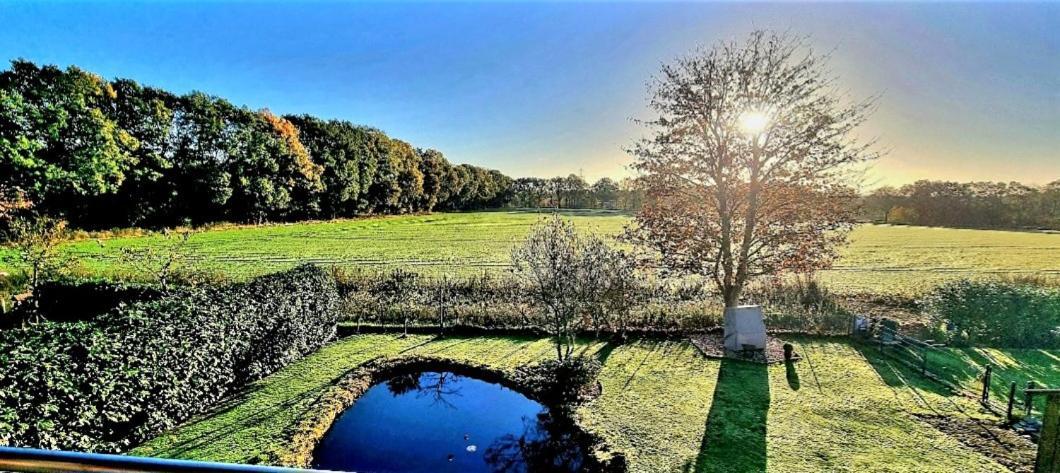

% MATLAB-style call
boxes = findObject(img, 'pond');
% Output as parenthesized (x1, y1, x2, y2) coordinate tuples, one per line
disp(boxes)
(311, 370, 590, 473)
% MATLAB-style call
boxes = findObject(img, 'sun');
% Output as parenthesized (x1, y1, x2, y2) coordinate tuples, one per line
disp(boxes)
(738, 110, 770, 135)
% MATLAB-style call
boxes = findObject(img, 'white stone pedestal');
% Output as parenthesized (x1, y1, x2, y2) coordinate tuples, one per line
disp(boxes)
(723, 305, 767, 352)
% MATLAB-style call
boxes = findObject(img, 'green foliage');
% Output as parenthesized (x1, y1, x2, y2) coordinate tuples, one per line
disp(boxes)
(0, 264, 340, 451)
(0, 61, 137, 207)
(924, 279, 1060, 347)
(0, 60, 514, 228)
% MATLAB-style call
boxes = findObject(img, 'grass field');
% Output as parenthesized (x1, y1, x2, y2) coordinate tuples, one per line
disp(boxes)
(2, 210, 1059, 295)
(132, 333, 1027, 472)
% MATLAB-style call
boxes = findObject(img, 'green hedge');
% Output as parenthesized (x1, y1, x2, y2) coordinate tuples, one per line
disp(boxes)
(925, 279, 1060, 347)
(0, 264, 340, 451)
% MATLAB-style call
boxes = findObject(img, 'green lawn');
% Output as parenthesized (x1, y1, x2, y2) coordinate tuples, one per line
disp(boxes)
(133, 334, 1014, 472)
(883, 343, 1060, 413)
(3, 211, 1058, 295)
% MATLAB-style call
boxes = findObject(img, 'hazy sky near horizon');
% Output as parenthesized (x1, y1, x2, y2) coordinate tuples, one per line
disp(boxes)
(1, 1, 1057, 188)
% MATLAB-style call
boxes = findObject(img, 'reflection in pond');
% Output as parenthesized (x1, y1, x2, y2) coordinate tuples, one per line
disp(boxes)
(311, 371, 588, 473)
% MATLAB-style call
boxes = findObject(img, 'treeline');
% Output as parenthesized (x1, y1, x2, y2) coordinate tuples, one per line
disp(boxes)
(862, 180, 1060, 230)
(510, 175, 645, 210)
(0, 60, 512, 228)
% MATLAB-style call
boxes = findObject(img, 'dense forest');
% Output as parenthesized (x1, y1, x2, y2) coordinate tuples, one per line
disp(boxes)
(862, 180, 1060, 230)
(0, 60, 650, 229)
(0, 60, 514, 228)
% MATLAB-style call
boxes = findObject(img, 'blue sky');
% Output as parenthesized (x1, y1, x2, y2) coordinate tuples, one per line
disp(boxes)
(1, 1, 1057, 187)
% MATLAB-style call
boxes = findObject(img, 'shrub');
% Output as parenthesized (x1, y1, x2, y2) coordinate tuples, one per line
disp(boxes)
(0, 264, 340, 451)
(513, 357, 602, 407)
(753, 277, 854, 334)
(924, 279, 1060, 347)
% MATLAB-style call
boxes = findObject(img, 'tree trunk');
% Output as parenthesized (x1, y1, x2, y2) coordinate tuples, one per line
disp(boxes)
(723, 284, 742, 308)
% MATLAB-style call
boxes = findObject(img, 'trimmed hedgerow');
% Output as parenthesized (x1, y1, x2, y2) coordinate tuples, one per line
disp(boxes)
(0, 264, 340, 452)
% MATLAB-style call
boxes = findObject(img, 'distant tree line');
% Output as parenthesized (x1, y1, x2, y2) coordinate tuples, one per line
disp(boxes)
(0, 60, 513, 228)
(862, 180, 1060, 230)
(509, 175, 645, 211)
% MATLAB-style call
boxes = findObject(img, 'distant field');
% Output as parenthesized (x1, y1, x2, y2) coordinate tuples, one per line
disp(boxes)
(1, 210, 1058, 295)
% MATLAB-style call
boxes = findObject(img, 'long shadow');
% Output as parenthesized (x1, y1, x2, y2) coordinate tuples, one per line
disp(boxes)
(692, 358, 770, 473)
(593, 338, 621, 366)
(853, 343, 954, 398)
(785, 361, 800, 391)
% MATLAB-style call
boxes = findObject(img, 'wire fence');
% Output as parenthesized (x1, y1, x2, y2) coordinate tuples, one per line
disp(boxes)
(868, 322, 1053, 422)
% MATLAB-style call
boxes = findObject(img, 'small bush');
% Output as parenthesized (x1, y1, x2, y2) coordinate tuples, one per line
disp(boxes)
(924, 279, 1060, 347)
(0, 264, 341, 451)
(513, 357, 603, 407)
(752, 278, 854, 334)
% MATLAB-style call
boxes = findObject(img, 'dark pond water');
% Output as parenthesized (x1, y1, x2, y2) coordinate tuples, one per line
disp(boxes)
(311, 371, 588, 473)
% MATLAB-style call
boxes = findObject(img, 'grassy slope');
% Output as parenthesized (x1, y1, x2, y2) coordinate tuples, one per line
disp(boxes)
(918, 346, 1060, 411)
(134, 334, 1010, 472)
(3, 211, 1057, 296)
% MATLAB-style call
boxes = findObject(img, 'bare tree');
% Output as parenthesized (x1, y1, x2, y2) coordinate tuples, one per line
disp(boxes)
(511, 216, 583, 360)
(378, 268, 420, 337)
(430, 275, 458, 337)
(629, 31, 877, 307)
(6, 215, 69, 292)
(578, 235, 639, 337)
(118, 229, 195, 291)
(597, 245, 640, 337)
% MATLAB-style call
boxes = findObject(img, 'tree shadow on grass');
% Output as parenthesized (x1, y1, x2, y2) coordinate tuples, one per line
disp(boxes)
(853, 343, 954, 398)
(593, 338, 621, 365)
(691, 358, 770, 473)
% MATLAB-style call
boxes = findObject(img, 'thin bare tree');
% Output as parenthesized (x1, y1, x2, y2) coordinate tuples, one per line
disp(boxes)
(511, 216, 583, 360)
(118, 229, 195, 291)
(6, 215, 69, 293)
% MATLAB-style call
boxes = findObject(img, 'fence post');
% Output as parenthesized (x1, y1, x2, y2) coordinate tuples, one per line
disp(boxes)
(1008, 382, 1018, 423)
(1035, 393, 1059, 473)
(920, 345, 928, 375)
(1028, 381, 1038, 418)
(982, 365, 993, 405)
